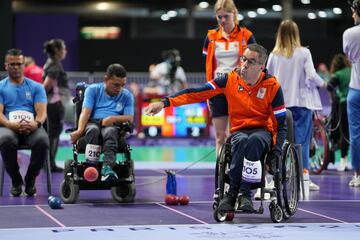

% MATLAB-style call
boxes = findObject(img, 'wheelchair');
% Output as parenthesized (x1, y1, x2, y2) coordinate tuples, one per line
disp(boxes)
(213, 112, 300, 223)
(60, 82, 136, 204)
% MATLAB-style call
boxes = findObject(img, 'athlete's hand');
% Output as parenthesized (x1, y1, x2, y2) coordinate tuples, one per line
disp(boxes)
(144, 102, 165, 116)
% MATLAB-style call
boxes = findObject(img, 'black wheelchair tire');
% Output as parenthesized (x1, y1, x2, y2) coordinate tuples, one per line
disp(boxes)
(111, 182, 136, 203)
(60, 179, 79, 204)
(281, 142, 300, 216)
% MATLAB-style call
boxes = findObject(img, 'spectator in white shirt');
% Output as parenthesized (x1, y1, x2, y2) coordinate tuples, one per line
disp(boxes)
(266, 20, 325, 191)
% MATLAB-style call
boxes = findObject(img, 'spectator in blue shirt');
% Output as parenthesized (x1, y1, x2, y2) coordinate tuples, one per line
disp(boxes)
(0, 49, 49, 197)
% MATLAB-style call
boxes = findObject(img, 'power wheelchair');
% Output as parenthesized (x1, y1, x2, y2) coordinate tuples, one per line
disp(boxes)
(213, 110, 300, 223)
(60, 82, 136, 204)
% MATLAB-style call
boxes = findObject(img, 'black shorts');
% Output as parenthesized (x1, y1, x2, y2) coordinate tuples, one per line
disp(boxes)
(209, 94, 228, 118)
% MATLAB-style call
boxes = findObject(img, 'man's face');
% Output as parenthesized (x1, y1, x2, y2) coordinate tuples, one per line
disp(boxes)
(105, 75, 126, 97)
(239, 49, 264, 81)
(5, 55, 25, 80)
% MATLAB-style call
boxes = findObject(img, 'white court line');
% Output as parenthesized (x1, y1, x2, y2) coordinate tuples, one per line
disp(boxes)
(298, 208, 348, 223)
(156, 203, 209, 224)
(1, 199, 360, 208)
(35, 205, 66, 228)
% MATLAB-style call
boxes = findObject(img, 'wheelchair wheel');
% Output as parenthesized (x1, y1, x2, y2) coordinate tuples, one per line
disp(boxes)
(213, 207, 228, 222)
(217, 143, 231, 200)
(281, 142, 300, 216)
(111, 182, 136, 203)
(60, 179, 79, 204)
(269, 202, 283, 223)
(309, 118, 330, 174)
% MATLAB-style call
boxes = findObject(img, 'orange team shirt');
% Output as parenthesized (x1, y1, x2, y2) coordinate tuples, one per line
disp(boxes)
(162, 69, 287, 145)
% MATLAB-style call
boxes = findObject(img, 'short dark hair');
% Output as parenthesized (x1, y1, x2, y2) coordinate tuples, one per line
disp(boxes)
(106, 64, 127, 78)
(246, 43, 268, 64)
(5, 48, 23, 62)
(349, 0, 360, 15)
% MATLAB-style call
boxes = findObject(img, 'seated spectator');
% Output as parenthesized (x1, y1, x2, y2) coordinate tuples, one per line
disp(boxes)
(0, 49, 49, 197)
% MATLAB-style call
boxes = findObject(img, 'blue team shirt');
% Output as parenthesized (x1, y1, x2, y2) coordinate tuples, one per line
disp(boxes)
(0, 77, 47, 119)
(82, 82, 134, 120)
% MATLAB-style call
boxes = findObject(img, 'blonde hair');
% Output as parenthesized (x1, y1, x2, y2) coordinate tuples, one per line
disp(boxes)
(272, 20, 302, 58)
(214, 0, 239, 24)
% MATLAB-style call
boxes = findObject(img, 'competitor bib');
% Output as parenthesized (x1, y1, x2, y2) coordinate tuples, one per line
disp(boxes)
(8, 110, 34, 123)
(242, 158, 262, 183)
(85, 144, 101, 162)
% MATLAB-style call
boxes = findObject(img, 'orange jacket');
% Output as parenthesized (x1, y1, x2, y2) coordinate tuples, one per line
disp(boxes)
(164, 69, 286, 145)
(203, 26, 254, 81)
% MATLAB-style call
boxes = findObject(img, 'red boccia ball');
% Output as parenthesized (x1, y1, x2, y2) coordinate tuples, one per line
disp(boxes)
(84, 167, 99, 182)
(164, 194, 178, 205)
(178, 195, 190, 205)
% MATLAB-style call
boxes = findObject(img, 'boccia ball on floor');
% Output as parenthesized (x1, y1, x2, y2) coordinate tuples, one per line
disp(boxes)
(178, 195, 190, 205)
(48, 196, 62, 209)
(84, 166, 99, 182)
(164, 194, 178, 205)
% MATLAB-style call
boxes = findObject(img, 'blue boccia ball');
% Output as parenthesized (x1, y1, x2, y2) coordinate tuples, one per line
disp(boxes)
(48, 196, 62, 209)
(48, 195, 55, 204)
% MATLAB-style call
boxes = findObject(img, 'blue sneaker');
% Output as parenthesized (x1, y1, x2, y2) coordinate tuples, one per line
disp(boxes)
(101, 166, 118, 182)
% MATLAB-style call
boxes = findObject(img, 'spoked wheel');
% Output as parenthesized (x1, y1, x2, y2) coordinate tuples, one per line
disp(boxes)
(269, 202, 283, 223)
(309, 118, 330, 174)
(60, 179, 79, 204)
(281, 142, 300, 216)
(111, 182, 136, 203)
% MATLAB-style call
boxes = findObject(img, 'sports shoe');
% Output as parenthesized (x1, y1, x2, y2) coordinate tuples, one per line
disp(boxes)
(10, 174, 23, 197)
(24, 176, 37, 197)
(101, 165, 118, 182)
(238, 195, 254, 212)
(349, 174, 360, 187)
(309, 180, 320, 191)
(337, 157, 348, 172)
(218, 191, 237, 212)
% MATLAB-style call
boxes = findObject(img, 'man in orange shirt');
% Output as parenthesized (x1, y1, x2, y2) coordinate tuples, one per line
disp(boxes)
(146, 43, 287, 212)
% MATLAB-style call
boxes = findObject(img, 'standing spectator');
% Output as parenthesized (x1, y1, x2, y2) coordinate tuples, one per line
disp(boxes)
(266, 20, 326, 191)
(24, 56, 43, 84)
(343, 0, 360, 187)
(43, 39, 69, 172)
(203, 0, 256, 155)
(0, 49, 49, 196)
(327, 54, 351, 172)
(144, 49, 187, 95)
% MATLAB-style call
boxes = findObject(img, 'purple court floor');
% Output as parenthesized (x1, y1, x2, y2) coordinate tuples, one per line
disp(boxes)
(0, 167, 360, 229)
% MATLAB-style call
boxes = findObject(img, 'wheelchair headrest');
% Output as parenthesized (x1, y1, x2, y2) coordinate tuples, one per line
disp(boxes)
(73, 82, 88, 103)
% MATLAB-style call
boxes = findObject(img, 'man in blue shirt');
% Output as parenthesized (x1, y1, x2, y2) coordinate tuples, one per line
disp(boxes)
(0, 49, 49, 197)
(70, 64, 134, 182)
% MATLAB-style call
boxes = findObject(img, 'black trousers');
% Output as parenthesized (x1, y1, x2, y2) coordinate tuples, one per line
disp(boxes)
(0, 127, 49, 183)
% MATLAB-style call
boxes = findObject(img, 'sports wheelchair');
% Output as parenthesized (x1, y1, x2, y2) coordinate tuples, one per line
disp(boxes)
(213, 111, 300, 223)
(60, 82, 136, 204)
